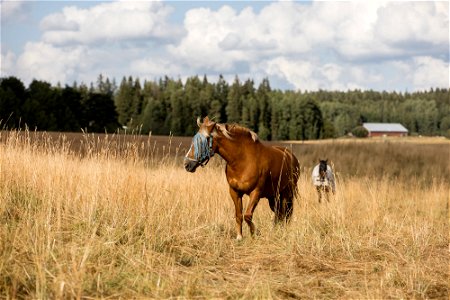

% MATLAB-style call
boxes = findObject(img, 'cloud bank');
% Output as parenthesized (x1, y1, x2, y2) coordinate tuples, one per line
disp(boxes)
(1, 1, 448, 91)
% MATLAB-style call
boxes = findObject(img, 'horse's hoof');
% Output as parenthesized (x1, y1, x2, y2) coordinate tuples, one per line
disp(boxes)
(236, 235, 243, 241)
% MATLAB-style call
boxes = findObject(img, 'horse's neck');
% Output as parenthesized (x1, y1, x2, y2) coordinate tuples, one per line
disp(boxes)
(215, 134, 256, 167)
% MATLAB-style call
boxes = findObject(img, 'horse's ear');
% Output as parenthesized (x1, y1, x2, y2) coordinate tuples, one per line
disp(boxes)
(205, 118, 216, 135)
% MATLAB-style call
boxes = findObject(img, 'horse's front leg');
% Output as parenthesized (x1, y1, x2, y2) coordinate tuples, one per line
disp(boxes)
(316, 186, 322, 203)
(244, 189, 261, 237)
(325, 186, 331, 202)
(229, 187, 243, 240)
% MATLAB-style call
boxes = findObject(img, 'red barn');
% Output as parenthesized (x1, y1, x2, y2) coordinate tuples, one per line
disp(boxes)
(363, 123, 408, 137)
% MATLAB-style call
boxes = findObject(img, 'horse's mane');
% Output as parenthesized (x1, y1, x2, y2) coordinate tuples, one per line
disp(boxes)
(216, 123, 259, 142)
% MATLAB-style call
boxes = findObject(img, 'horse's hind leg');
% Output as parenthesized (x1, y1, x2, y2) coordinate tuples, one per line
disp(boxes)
(284, 195, 294, 222)
(268, 196, 281, 224)
(268, 197, 276, 213)
(267, 197, 278, 213)
(280, 191, 294, 223)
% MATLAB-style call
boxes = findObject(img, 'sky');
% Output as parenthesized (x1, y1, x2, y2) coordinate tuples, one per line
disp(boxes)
(1, 0, 449, 92)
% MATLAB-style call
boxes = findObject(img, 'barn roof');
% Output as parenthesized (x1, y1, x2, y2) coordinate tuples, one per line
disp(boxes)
(363, 123, 408, 132)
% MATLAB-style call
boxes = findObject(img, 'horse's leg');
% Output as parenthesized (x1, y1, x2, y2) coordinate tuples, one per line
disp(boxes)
(268, 196, 282, 224)
(325, 187, 330, 202)
(316, 186, 322, 203)
(268, 197, 283, 224)
(229, 187, 243, 240)
(283, 194, 294, 222)
(244, 190, 261, 236)
(279, 189, 294, 223)
(268, 197, 275, 213)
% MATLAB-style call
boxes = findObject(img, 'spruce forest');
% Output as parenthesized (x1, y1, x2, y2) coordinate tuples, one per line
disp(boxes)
(1, 75, 449, 140)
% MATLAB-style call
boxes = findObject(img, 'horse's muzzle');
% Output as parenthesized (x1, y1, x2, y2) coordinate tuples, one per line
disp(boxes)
(184, 159, 199, 173)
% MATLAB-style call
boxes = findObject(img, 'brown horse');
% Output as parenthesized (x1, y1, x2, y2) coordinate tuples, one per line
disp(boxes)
(184, 116, 300, 240)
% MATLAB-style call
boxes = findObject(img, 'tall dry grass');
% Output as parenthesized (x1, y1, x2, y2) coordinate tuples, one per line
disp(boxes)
(0, 131, 448, 299)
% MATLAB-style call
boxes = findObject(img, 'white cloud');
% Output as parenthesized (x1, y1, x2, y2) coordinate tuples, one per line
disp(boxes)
(170, 1, 391, 71)
(40, 11, 79, 31)
(15, 42, 87, 84)
(320, 64, 342, 84)
(375, 2, 449, 48)
(412, 56, 449, 91)
(259, 57, 376, 91)
(168, 5, 251, 71)
(40, 1, 182, 46)
(257, 2, 311, 54)
(13, 41, 158, 86)
(129, 57, 183, 79)
(6, 1, 186, 85)
(348, 66, 383, 85)
(169, 2, 312, 72)
(1, 0, 28, 23)
(267, 57, 319, 90)
(0, 49, 16, 77)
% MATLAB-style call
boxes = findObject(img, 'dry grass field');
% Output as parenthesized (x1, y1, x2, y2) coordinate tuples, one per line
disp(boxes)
(0, 130, 448, 299)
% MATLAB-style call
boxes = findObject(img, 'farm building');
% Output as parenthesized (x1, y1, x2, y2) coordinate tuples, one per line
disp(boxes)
(363, 123, 409, 137)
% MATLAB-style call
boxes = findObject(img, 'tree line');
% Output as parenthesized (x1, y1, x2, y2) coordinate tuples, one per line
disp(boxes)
(1, 75, 449, 140)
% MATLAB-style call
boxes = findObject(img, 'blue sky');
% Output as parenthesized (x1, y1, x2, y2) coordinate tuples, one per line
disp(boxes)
(1, 1, 449, 91)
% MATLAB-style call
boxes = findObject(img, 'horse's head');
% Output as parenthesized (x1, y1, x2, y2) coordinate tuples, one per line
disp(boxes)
(184, 116, 217, 173)
(319, 159, 328, 179)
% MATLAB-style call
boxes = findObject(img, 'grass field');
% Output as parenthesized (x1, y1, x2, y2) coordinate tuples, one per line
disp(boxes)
(0, 131, 448, 299)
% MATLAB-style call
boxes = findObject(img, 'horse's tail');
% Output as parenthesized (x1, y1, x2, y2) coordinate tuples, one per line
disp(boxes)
(274, 146, 300, 223)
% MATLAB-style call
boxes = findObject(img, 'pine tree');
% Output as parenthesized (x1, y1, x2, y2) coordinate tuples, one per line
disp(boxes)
(257, 78, 272, 140)
(141, 81, 168, 134)
(185, 76, 202, 119)
(214, 74, 229, 123)
(168, 78, 185, 135)
(114, 76, 134, 127)
(226, 76, 242, 123)
(129, 78, 143, 129)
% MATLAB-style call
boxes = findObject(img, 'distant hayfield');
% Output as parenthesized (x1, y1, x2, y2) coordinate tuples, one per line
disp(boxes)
(0, 131, 448, 299)
(287, 135, 450, 144)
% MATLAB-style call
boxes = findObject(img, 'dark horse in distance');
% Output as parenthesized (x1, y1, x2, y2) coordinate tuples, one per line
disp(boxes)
(184, 116, 300, 240)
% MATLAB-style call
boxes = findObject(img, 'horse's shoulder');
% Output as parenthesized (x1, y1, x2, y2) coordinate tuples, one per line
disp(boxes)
(225, 163, 261, 193)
